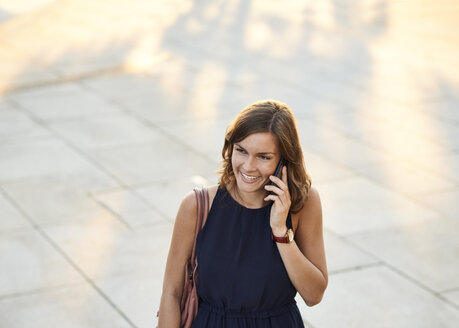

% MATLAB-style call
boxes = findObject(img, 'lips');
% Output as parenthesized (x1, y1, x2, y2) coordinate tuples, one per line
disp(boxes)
(240, 172, 260, 183)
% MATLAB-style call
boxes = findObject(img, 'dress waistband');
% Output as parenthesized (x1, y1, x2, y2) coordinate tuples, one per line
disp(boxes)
(198, 299, 298, 319)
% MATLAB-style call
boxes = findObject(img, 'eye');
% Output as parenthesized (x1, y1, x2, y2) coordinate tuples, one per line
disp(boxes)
(235, 147, 246, 154)
(260, 155, 272, 160)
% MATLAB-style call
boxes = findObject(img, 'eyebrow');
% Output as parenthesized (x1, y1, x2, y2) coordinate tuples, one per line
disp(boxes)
(235, 144, 276, 155)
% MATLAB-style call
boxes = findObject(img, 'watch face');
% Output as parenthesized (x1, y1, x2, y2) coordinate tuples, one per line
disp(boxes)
(287, 229, 294, 242)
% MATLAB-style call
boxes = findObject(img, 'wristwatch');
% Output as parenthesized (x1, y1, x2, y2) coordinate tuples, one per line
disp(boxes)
(271, 228, 294, 243)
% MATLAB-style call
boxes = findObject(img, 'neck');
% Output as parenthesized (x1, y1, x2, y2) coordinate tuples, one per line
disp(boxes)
(228, 182, 269, 209)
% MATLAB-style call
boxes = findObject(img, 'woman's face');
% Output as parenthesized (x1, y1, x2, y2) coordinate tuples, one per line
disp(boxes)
(231, 132, 281, 194)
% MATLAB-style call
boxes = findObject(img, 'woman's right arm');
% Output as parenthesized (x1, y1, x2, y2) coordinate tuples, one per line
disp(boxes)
(158, 191, 198, 328)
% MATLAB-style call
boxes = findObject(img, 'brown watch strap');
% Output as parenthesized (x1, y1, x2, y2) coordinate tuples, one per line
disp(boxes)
(271, 228, 293, 243)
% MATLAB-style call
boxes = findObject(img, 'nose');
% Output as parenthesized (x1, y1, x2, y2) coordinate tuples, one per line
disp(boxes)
(242, 156, 257, 172)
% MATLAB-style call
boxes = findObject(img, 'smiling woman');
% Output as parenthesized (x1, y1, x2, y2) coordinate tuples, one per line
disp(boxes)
(158, 100, 328, 328)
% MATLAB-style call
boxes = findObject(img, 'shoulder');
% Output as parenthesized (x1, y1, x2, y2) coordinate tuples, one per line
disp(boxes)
(302, 187, 321, 213)
(180, 190, 198, 213)
(291, 187, 322, 230)
(179, 184, 219, 215)
(207, 184, 219, 205)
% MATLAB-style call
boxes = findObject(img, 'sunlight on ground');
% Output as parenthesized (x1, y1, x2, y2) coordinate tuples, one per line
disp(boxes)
(0, 0, 458, 225)
(0, 0, 54, 15)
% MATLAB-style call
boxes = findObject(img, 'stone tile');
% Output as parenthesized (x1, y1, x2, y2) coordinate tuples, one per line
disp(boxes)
(348, 217, 459, 292)
(298, 266, 459, 327)
(42, 221, 173, 280)
(0, 284, 132, 328)
(306, 136, 390, 168)
(308, 106, 380, 139)
(375, 109, 459, 151)
(0, 138, 117, 183)
(96, 270, 164, 328)
(412, 188, 459, 224)
(2, 173, 118, 224)
(412, 152, 459, 184)
(0, 107, 51, 144)
(9, 82, 122, 122)
(313, 105, 453, 160)
(82, 62, 199, 104)
(83, 72, 233, 124)
(0, 229, 84, 297)
(49, 113, 163, 150)
(355, 161, 455, 197)
(420, 98, 459, 123)
(86, 137, 215, 186)
(363, 127, 450, 162)
(442, 289, 459, 307)
(0, 192, 31, 232)
(318, 176, 440, 235)
(291, 98, 348, 122)
(302, 150, 355, 184)
(296, 117, 347, 144)
(124, 87, 236, 125)
(134, 176, 213, 220)
(1, 70, 61, 94)
(156, 116, 230, 161)
(324, 231, 379, 273)
(91, 188, 152, 216)
(119, 208, 170, 230)
(0, 99, 14, 110)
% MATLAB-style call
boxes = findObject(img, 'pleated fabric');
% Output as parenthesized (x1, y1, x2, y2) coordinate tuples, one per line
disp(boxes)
(193, 186, 304, 327)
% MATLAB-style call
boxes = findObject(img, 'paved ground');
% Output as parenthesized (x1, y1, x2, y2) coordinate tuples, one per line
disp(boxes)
(1, 0, 458, 327)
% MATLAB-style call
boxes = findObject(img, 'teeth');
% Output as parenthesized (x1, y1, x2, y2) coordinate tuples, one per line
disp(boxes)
(242, 172, 258, 180)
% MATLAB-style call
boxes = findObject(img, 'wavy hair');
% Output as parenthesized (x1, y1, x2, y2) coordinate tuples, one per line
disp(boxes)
(217, 100, 311, 213)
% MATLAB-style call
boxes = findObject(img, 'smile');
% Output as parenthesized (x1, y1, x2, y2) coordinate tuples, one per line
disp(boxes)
(241, 172, 260, 181)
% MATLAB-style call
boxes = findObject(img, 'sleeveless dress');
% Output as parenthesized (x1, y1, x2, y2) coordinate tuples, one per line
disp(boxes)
(193, 186, 304, 327)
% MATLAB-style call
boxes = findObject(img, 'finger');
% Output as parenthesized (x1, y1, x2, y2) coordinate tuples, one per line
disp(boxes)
(264, 188, 288, 208)
(264, 184, 284, 196)
(282, 165, 288, 184)
(269, 175, 287, 190)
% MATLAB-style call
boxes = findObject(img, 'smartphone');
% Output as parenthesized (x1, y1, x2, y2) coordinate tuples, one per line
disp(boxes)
(267, 158, 287, 195)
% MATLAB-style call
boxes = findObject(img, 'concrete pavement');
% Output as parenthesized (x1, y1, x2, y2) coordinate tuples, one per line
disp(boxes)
(0, 0, 458, 327)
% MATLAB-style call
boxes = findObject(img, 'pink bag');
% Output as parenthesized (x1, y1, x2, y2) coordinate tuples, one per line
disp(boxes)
(180, 187, 209, 328)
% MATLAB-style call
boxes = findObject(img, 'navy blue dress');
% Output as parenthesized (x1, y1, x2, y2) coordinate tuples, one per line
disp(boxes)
(193, 186, 304, 327)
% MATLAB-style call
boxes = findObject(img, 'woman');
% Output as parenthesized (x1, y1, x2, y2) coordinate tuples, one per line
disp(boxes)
(158, 100, 328, 327)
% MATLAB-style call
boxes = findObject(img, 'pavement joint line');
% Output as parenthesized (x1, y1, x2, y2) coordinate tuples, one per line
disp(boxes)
(119, 106, 218, 163)
(88, 186, 172, 224)
(2, 64, 128, 96)
(315, 150, 459, 225)
(437, 286, 459, 295)
(90, 196, 135, 231)
(303, 318, 317, 328)
(130, 189, 175, 222)
(9, 97, 129, 189)
(0, 185, 138, 328)
(306, 100, 453, 157)
(342, 235, 459, 312)
(0, 281, 88, 302)
(328, 262, 384, 275)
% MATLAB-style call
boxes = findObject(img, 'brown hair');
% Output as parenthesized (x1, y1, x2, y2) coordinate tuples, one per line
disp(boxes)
(217, 100, 311, 213)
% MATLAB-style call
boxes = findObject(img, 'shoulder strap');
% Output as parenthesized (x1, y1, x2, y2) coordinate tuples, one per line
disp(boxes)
(190, 187, 209, 263)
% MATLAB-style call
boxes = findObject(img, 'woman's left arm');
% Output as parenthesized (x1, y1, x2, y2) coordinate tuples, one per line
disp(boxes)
(265, 167, 328, 306)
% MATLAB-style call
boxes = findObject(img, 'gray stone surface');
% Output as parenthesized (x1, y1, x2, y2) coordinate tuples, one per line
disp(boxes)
(319, 176, 441, 235)
(297, 266, 459, 327)
(0, 283, 132, 328)
(0, 192, 31, 232)
(0, 229, 84, 297)
(348, 216, 459, 292)
(0, 0, 458, 327)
